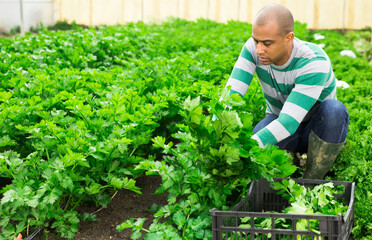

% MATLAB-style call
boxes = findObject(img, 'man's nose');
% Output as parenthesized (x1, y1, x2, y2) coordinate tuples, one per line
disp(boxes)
(256, 43, 265, 54)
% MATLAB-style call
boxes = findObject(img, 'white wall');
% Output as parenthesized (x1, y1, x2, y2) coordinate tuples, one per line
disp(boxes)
(0, 0, 57, 32)
(56, 0, 372, 29)
(0, 0, 371, 32)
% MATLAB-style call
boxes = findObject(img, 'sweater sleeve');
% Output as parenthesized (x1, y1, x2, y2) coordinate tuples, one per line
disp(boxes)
(225, 38, 257, 96)
(253, 57, 333, 146)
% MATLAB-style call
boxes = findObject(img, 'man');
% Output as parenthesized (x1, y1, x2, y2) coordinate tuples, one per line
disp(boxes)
(225, 4, 349, 179)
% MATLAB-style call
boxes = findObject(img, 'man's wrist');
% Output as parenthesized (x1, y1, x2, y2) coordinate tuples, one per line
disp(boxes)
(251, 134, 264, 148)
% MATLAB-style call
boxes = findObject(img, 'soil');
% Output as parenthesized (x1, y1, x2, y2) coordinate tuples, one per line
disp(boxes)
(30, 175, 167, 240)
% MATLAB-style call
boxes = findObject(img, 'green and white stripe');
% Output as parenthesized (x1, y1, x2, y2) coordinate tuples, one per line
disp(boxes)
(226, 37, 337, 147)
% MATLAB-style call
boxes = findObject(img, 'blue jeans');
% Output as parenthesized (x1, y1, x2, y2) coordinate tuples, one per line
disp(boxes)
(253, 99, 349, 153)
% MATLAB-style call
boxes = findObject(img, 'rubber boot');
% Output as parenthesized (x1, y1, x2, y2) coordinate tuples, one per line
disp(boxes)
(303, 130, 344, 179)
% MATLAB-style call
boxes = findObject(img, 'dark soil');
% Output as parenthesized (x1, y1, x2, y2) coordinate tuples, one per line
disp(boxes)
(31, 175, 167, 240)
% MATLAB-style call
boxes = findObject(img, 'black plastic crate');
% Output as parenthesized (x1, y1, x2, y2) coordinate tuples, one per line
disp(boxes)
(210, 178, 355, 240)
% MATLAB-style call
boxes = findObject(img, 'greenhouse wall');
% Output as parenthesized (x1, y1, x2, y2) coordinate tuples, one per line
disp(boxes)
(56, 0, 372, 29)
(0, 0, 58, 32)
(1, 0, 371, 31)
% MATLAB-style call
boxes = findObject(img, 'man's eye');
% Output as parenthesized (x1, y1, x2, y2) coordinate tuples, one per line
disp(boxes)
(264, 42, 271, 46)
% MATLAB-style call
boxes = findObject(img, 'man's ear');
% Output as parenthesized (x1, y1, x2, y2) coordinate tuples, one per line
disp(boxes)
(285, 32, 294, 45)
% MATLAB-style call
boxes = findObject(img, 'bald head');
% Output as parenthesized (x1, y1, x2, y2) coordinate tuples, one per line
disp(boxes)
(254, 4, 294, 36)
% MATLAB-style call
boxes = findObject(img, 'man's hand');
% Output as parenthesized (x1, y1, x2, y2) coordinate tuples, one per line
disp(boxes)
(14, 233, 23, 240)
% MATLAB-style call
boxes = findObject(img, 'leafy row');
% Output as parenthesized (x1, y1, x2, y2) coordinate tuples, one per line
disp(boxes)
(0, 18, 272, 239)
(0, 18, 370, 239)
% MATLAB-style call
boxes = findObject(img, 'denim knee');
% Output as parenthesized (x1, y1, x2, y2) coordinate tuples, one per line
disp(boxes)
(312, 99, 349, 143)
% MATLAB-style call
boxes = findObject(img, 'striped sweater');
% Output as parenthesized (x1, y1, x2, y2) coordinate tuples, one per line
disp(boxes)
(226, 37, 337, 147)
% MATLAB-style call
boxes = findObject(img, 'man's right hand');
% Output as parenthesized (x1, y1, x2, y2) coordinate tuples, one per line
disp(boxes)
(14, 233, 23, 240)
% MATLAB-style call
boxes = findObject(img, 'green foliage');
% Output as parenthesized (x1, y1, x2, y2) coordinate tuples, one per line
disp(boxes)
(0, 18, 370, 239)
(127, 92, 295, 239)
(0, 18, 270, 239)
(272, 179, 347, 216)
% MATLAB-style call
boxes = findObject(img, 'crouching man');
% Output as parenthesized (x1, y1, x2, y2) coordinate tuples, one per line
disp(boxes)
(225, 4, 349, 179)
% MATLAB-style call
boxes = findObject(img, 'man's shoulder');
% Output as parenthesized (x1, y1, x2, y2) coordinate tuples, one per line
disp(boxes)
(244, 37, 255, 49)
(293, 37, 328, 59)
(293, 37, 318, 48)
(242, 37, 259, 62)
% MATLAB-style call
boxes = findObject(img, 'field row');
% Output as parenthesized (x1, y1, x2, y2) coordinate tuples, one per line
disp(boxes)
(0, 19, 371, 239)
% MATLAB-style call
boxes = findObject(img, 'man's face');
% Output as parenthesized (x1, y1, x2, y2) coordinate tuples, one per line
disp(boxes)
(252, 21, 293, 66)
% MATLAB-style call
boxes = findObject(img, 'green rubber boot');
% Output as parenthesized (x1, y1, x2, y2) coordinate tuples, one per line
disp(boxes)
(303, 130, 345, 179)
